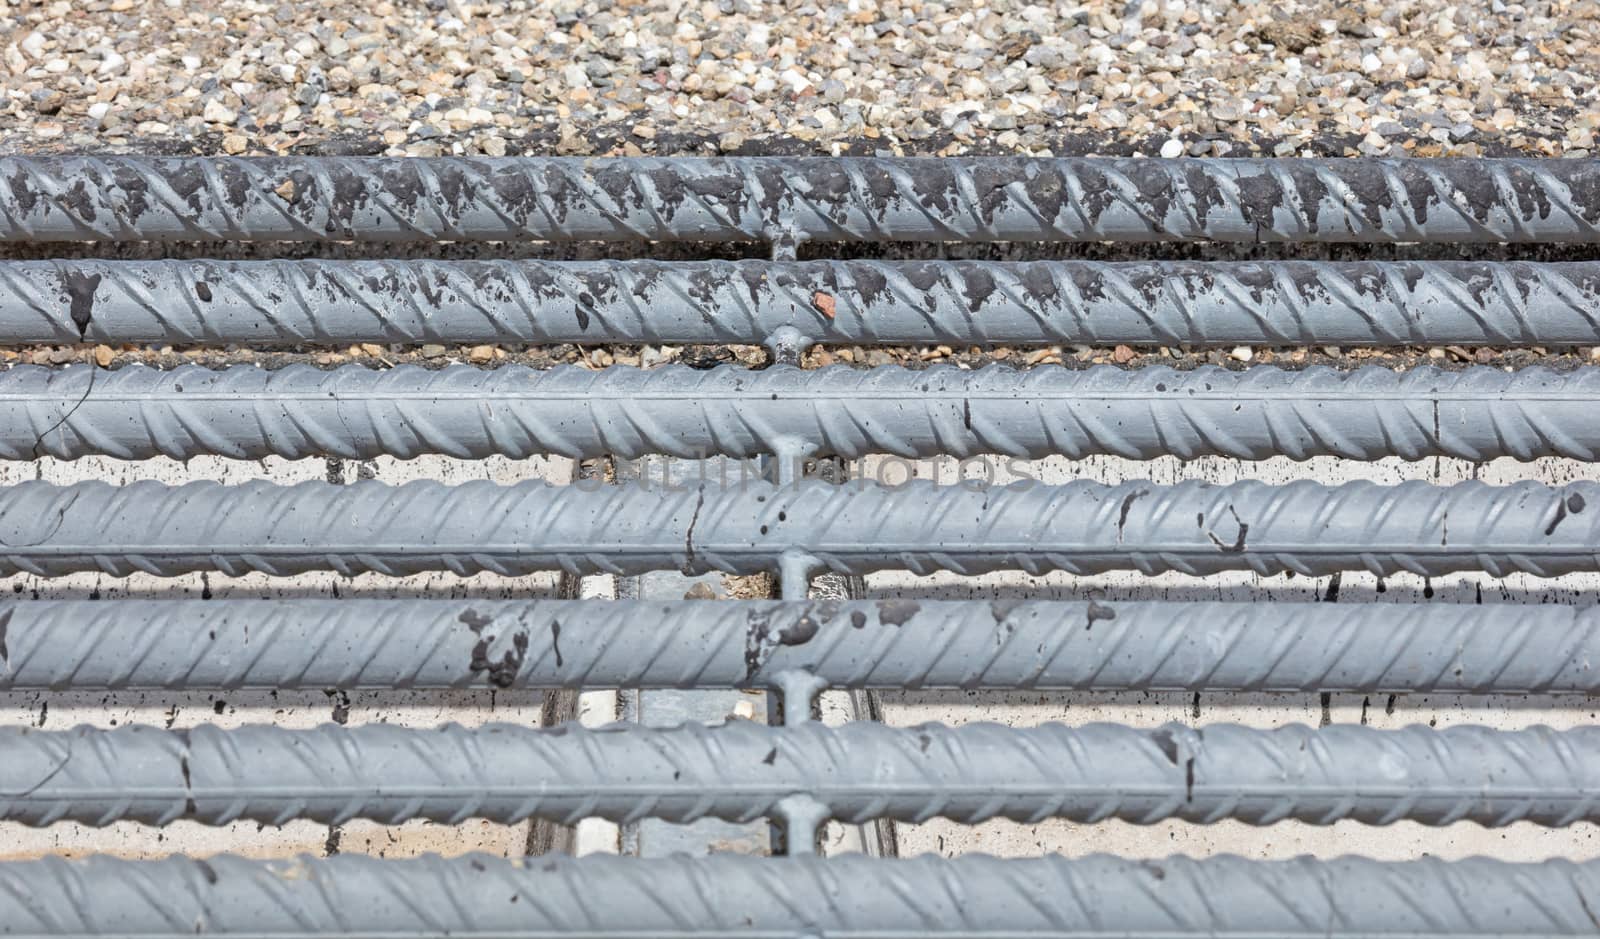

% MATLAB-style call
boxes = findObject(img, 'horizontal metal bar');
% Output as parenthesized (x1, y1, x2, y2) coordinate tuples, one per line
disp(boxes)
(2, 157, 1597, 244)
(2, 597, 1597, 695)
(6, 258, 1600, 346)
(2, 852, 1595, 937)
(0, 477, 1592, 580)
(6, 721, 1597, 829)
(6, 363, 1600, 463)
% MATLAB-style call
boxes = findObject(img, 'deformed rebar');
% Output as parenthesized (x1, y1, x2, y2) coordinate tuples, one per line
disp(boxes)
(5, 258, 1600, 347)
(0, 597, 1596, 695)
(2, 157, 1598, 243)
(1, 852, 1595, 938)
(0, 477, 1593, 579)
(4, 363, 1598, 463)
(4, 721, 1597, 829)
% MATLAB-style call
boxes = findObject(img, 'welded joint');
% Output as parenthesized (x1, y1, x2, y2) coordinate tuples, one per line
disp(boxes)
(763, 213, 812, 362)
(773, 793, 829, 855)
(770, 668, 830, 727)
(763, 325, 812, 365)
(770, 445, 813, 490)
(764, 217, 806, 261)
(778, 550, 818, 601)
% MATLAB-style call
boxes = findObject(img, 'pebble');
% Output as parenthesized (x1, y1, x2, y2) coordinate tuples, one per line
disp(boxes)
(1159, 138, 1184, 158)
(202, 99, 237, 125)
(1229, 346, 1255, 363)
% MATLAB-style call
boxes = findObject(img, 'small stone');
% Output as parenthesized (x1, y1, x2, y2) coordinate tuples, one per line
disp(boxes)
(420, 344, 447, 359)
(274, 178, 297, 202)
(1159, 138, 1184, 158)
(92, 345, 114, 367)
(1258, 20, 1317, 52)
(468, 344, 495, 362)
(632, 123, 656, 139)
(30, 89, 64, 115)
(202, 99, 237, 124)
(1112, 344, 1136, 364)
(1229, 345, 1254, 362)
(222, 134, 248, 154)
(1361, 52, 1384, 75)
(812, 292, 836, 318)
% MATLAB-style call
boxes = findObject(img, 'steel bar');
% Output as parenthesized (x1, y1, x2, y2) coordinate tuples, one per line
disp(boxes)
(0, 477, 1594, 579)
(1, 852, 1595, 938)
(6, 258, 1600, 347)
(5, 721, 1598, 828)
(3, 157, 1599, 244)
(2, 597, 1598, 695)
(6, 362, 1600, 463)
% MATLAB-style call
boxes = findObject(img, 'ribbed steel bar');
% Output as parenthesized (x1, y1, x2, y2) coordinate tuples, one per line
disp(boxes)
(3, 157, 1599, 243)
(1, 853, 1595, 938)
(6, 258, 1600, 347)
(2, 598, 1597, 695)
(6, 363, 1600, 463)
(5, 721, 1597, 828)
(0, 477, 1593, 579)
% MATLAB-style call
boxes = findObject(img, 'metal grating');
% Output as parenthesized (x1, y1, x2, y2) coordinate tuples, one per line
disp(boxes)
(1, 156, 1599, 936)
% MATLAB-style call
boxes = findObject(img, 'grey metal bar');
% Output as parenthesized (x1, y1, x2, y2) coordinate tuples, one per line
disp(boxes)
(2, 157, 1598, 243)
(0, 477, 1593, 579)
(6, 363, 1600, 463)
(1, 852, 1595, 938)
(1, 597, 1596, 695)
(5, 721, 1597, 829)
(5, 258, 1600, 347)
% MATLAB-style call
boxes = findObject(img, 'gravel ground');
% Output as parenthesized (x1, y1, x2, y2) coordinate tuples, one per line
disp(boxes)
(1, 0, 1596, 158)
